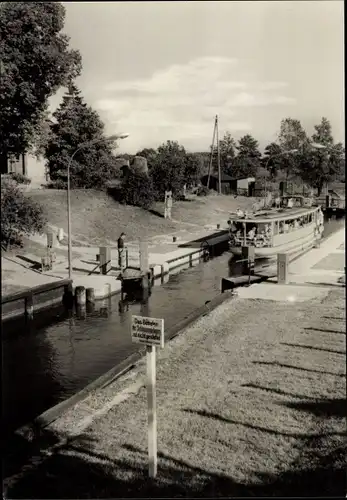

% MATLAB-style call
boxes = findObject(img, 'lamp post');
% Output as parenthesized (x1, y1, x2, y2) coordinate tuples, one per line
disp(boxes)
(67, 133, 129, 279)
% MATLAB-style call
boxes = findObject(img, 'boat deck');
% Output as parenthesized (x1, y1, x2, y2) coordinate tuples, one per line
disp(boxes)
(232, 206, 320, 224)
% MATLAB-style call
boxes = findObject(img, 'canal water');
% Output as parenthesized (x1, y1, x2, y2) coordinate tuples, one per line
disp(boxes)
(2, 216, 344, 433)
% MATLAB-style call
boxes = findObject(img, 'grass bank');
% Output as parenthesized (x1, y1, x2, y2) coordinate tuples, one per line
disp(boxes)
(25, 189, 253, 244)
(6, 288, 346, 497)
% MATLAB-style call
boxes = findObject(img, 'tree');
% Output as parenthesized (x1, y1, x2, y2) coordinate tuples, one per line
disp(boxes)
(218, 131, 237, 177)
(298, 118, 345, 195)
(184, 153, 201, 187)
(135, 148, 158, 169)
(190, 152, 210, 177)
(262, 142, 283, 178)
(120, 170, 155, 210)
(0, 2, 81, 157)
(312, 117, 334, 148)
(277, 118, 309, 179)
(1, 178, 47, 249)
(233, 134, 262, 177)
(31, 110, 53, 159)
(150, 141, 187, 199)
(44, 85, 118, 188)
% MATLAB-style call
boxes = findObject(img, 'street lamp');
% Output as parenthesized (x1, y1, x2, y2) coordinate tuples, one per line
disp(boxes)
(67, 133, 129, 279)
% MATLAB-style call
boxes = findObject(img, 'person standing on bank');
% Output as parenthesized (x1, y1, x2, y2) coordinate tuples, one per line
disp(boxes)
(117, 232, 126, 272)
(164, 189, 173, 220)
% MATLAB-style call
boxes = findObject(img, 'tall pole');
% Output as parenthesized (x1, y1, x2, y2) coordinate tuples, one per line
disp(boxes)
(207, 116, 217, 190)
(67, 152, 77, 280)
(216, 115, 221, 194)
(66, 134, 129, 280)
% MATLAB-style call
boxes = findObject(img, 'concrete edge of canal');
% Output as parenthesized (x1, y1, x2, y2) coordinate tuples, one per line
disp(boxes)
(10, 222, 344, 444)
(12, 241, 332, 440)
(15, 287, 242, 442)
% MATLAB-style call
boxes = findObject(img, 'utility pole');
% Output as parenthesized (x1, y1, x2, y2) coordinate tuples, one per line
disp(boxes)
(206, 116, 217, 190)
(207, 115, 220, 191)
(216, 115, 221, 194)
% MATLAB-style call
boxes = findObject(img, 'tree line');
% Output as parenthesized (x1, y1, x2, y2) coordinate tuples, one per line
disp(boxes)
(1, 2, 345, 202)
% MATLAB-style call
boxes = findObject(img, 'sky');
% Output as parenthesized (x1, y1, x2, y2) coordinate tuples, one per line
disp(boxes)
(50, 1, 344, 154)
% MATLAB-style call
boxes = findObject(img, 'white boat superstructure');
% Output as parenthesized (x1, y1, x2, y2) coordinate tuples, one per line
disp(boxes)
(228, 196, 324, 259)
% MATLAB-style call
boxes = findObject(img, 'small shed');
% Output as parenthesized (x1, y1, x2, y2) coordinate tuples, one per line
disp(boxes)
(201, 173, 255, 195)
(233, 176, 256, 196)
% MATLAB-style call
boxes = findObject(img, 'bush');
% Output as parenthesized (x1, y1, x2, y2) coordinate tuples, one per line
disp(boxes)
(45, 179, 67, 189)
(1, 179, 47, 250)
(196, 185, 210, 197)
(120, 170, 155, 210)
(9, 172, 31, 185)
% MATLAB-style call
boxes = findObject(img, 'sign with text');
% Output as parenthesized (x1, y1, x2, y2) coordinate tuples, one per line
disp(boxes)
(131, 315, 164, 348)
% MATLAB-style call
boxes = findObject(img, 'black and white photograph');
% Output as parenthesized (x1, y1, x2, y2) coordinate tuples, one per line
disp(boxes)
(1, 1, 345, 498)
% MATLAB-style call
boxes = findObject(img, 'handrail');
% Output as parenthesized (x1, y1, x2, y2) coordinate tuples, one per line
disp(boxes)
(2, 279, 72, 305)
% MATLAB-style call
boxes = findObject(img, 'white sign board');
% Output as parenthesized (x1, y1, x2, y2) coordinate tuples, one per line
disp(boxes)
(131, 315, 164, 348)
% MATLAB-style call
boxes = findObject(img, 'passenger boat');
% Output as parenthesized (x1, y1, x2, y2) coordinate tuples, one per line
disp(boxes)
(228, 195, 324, 259)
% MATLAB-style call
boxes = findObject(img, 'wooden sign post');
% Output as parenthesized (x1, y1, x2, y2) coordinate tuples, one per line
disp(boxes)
(131, 315, 164, 478)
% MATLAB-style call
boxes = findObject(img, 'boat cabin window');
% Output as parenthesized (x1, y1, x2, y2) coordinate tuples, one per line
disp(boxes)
(276, 211, 316, 235)
(282, 197, 303, 208)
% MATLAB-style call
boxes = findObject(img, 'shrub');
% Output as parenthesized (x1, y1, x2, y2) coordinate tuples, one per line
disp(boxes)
(1, 178, 47, 250)
(196, 185, 210, 197)
(9, 172, 31, 185)
(120, 170, 155, 210)
(45, 179, 67, 189)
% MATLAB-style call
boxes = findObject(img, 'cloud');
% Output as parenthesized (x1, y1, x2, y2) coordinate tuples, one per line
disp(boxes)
(93, 56, 296, 152)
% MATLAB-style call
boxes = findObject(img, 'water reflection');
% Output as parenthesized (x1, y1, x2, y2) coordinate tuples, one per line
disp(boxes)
(2, 314, 66, 433)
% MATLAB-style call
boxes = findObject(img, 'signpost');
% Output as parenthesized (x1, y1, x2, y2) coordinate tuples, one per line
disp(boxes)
(131, 315, 165, 478)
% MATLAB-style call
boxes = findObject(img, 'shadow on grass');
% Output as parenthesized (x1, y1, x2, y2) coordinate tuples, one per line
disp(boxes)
(181, 409, 344, 439)
(280, 342, 345, 355)
(282, 398, 347, 418)
(252, 360, 346, 378)
(5, 423, 346, 498)
(254, 442, 346, 498)
(241, 383, 318, 400)
(321, 316, 345, 321)
(304, 327, 346, 335)
(147, 208, 165, 218)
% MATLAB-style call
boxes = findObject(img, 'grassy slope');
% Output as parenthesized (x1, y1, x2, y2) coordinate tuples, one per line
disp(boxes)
(25, 189, 254, 244)
(8, 289, 345, 497)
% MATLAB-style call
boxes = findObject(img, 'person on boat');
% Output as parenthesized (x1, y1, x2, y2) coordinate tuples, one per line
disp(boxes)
(284, 222, 289, 232)
(294, 219, 299, 229)
(227, 219, 237, 237)
(274, 196, 281, 209)
(264, 224, 272, 239)
(287, 198, 294, 208)
(247, 226, 256, 240)
(117, 232, 126, 271)
(236, 208, 244, 218)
